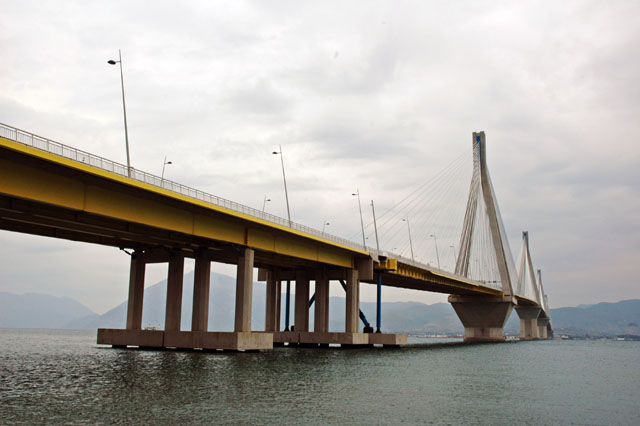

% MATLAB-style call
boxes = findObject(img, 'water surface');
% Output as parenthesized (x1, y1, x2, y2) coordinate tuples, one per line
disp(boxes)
(1, 329, 638, 425)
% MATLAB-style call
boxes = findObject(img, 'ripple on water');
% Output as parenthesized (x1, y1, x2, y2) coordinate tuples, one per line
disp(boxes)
(1, 329, 639, 425)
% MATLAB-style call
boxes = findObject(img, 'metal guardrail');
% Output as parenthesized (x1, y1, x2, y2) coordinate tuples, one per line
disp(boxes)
(0, 122, 509, 293)
(0, 122, 369, 253)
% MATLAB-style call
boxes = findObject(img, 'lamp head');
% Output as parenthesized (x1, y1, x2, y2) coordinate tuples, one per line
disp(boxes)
(107, 60, 117, 65)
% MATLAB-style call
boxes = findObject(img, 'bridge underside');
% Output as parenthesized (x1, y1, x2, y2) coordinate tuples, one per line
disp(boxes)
(1, 131, 542, 349)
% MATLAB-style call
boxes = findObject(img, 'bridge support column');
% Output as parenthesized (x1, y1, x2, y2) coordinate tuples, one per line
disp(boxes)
(191, 254, 211, 332)
(515, 306, 541, 340)
(314, 277, 330, 333)
(537, 317, 550, 339)
(294, 270, 310, 332)
(345, 269, 360, 333)
(235, 248, 254, 332)
(164, 252, 185, 332)
(265, 270, 281, 332)
(449, 295, 515, 342)
(126, 251, 146, 330)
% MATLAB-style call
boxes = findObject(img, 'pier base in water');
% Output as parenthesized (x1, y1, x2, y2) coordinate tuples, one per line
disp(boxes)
(97, 329, 273, 351)
(273, 331, 407, 348)
(449, 295, 515, 342)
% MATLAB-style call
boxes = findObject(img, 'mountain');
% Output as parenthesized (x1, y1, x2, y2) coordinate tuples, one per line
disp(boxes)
(65, 271, 465, 333)
(0, 292, 96, 328)
(66, 271, 252, 331)
(547, 300, 640, 337)
(3, 275, 639, 337)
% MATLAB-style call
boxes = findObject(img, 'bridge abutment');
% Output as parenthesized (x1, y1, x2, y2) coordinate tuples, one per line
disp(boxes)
(449, 295, 515, 342)
(515, 306, 541, 340)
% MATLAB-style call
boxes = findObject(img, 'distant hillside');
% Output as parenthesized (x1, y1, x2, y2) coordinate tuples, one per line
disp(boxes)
(549, 300, 640, 337)
(3, 275, 638, 337)
(68, 271, 254, 331)
(0, 292, 96, 328)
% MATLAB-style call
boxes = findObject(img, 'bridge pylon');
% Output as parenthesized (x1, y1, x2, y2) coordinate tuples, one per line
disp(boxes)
(537, 270, 553, 339)
(515, 231, 542, 340)
(449, 131, 517, 342)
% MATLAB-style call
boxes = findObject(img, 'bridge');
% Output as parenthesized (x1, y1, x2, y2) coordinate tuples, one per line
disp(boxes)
(0, 122, 552, 350)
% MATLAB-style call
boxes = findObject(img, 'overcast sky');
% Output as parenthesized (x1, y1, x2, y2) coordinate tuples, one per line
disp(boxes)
(1, 0, 638, 314)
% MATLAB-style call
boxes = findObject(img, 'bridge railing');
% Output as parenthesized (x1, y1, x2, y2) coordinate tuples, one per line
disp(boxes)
(0, 122, 368, 253)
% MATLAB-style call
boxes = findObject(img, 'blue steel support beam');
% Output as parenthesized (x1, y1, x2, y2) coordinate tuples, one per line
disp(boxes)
(285, 280, 291, 331)
(376, 274, 382, 333)
(339, 279, 371, 329)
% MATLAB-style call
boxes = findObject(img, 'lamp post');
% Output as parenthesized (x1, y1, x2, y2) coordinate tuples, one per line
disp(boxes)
(262, 196, 271, 213)
(107, 49, 132, 178)
(322, 221, 330, 233)
(352, 189, 366, 249)
(272, 145, 291, 226)
(429, 234, 441, 269)
(402, 218, 414, 263)
(161, 156, 172, 180)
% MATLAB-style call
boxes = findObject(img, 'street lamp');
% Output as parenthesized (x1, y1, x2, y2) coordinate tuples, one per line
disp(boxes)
(429, 234, 441, 269)
(352, 189, 366, 248)
(322, 221, 330, 233)
(272, 145, 291, 226)
(402, 218, 414, 263)
(161, 156, 172, 180)
(262, 196, 271, 213)
(107, 49, 132, 177)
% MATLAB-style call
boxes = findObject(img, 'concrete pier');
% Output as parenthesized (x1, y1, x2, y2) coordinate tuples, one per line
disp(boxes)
(294, 270, 310, 332)
(125, 251, 145, 330)
(264, 271, 281, 332)
(164, 252, 184, 332)
(234, 248, 254, 332)
(449, 295, 515, 342)
(515, 306, 541, 340)
(537, 317, 550, 339)
(345, 269, 360, 333)
(314, 277, 330, 333)
(191, 254, 211, 332)
(98, 247, 273, 352)
(256, 267, 406, 348)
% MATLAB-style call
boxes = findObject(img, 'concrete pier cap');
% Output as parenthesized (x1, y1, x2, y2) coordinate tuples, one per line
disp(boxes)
(449, 295, 516, 342)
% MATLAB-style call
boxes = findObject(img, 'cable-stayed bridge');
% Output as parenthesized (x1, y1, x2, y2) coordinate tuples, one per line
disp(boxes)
(0, 122, 552, 350)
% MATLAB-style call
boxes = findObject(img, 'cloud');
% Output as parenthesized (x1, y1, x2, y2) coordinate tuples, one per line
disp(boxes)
(1, 1, 639, 312)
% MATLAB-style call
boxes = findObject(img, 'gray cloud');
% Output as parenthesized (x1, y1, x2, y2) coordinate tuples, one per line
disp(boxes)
(1, 1, 639, 311)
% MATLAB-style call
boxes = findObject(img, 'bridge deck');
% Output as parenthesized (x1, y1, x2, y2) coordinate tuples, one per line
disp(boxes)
(0, 125, 504, 297)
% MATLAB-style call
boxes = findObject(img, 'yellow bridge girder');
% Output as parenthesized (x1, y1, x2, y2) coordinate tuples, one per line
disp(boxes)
(0, 136, 366, 269)
(0, 133, 506, 297)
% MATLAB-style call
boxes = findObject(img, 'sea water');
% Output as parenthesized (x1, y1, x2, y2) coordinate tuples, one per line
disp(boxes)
(1, 329, 638, 425)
